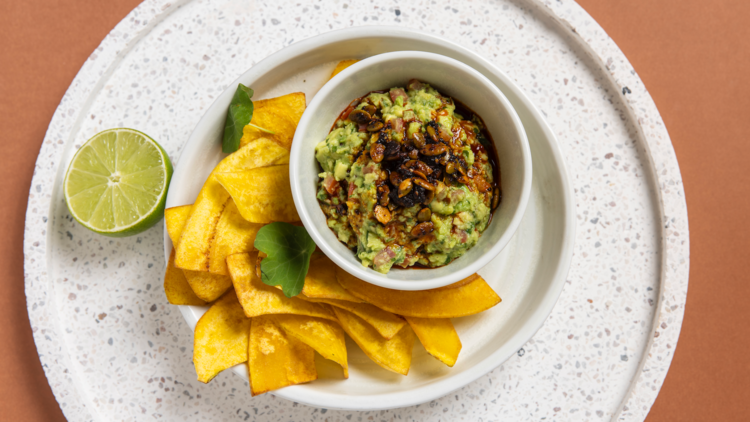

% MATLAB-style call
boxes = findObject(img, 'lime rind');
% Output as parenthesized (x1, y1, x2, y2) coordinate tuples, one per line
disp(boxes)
(63, 128, 173, 237)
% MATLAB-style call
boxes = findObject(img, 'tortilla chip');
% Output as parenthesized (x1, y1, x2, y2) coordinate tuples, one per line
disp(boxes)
(239, 92, 306, 151)
(405, 316, 462, 367)
(226, 253, 337, 322)
(337, 272, 501, 318)
(215, 165, 299, 223)
(248, 315, 317, 395)
(164, 249, 207, 306)
(272, 314, 348, 378)
(165, 203, 233, 301)
(193, 289, 251, 383)
(208, 199, 263, 275)
(173, 177, 229, 271)
(301, 256, 363, 302)
(329, 59, 358, 79)
(164, 204, 192, 245)
(175, 139, 289, 271)
(332, 307, 414, 375)
(430, 276, 479, 291)
(183, 268, 234, 302)
(303, 296, 406, 339)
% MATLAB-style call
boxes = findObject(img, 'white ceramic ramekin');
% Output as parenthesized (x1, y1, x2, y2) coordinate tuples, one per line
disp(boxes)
(290, 51, 531, 290)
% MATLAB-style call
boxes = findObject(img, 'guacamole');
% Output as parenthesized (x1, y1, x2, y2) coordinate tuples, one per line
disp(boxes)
(315, 80, 500, 273)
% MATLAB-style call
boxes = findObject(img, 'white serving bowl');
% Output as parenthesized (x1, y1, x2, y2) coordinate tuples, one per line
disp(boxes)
(165, 27, 573, 410)
(290, 51, 532, 290)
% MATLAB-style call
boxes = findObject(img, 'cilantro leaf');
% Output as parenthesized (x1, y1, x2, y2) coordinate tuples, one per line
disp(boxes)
(254, 222, 317, 298)
(222, 84, 275, 153)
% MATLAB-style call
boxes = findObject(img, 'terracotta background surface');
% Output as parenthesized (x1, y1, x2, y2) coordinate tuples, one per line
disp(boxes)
(1, 0, 748, 420)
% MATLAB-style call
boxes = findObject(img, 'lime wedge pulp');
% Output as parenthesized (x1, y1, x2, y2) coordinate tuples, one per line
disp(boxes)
(64, 128, 173, 237)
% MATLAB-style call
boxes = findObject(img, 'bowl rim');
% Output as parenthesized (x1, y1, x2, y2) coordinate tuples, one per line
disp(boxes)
(289, 50, 533, 291)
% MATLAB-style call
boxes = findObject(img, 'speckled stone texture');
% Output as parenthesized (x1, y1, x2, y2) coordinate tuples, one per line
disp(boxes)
(23, 0, 688, 421)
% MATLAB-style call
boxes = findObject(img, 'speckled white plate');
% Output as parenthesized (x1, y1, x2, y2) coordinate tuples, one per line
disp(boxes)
(24, 0, 689, 421)
(164, 26, 570, 411)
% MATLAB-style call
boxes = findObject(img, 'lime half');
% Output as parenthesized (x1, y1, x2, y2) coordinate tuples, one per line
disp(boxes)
(64, 128, 173, 237)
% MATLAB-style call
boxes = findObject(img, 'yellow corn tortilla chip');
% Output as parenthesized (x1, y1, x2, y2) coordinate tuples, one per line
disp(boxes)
(239, 92, 306, 151)
(301, 256, 363, 303)
(208, 199, 263, 275)
(173, 178, 227, 272)
(303, 296, 406, 339)
(248, 315, 317, 396)
(164, 249, 207, 306)
(193, 289, 251, 383)
(183, 268, 234, 303)
(431, 276, 478, 291)
(337, 272, 501, 318)
(166, 202, 233, 302)
(215, 165, 299, 223)
(164, 204, 192, 245)
(329, 59, 358, 79)
(405, 316, 462, 367)
(332, 307, 414, 375)
(226, 253, 337, 322)
(175, 139, 289, 271)
(272, 314, 348, 378)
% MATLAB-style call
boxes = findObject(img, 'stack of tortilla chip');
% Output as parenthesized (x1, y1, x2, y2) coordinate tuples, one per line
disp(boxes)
(163, 61, 502, 396)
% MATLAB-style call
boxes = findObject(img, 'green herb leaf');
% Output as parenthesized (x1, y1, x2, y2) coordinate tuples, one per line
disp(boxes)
(222, 83, 255, 153)
(254, 222, 317, 298)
